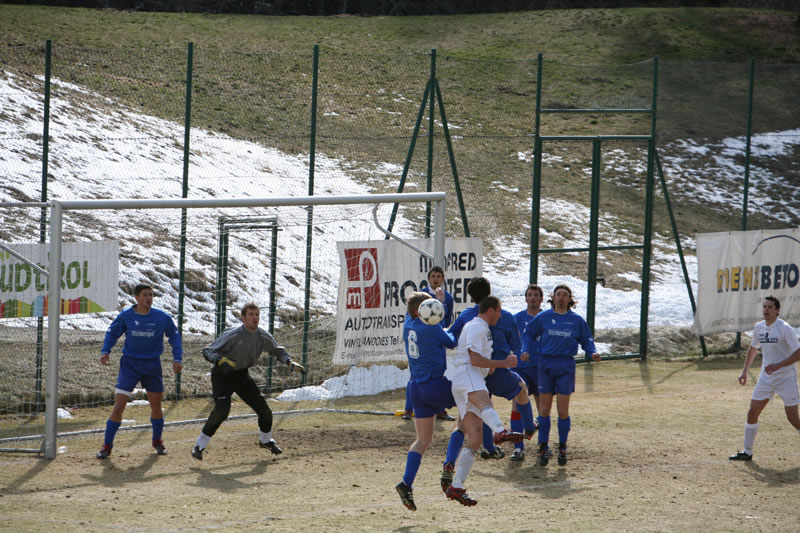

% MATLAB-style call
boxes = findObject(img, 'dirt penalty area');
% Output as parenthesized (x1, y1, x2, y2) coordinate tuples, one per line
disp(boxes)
(0, 358, 797, 533)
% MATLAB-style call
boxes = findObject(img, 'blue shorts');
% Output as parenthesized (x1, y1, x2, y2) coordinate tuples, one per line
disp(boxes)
(514, 365, 539, 396)
(485, 368, 523, 400)
(116, 356, 164, 395)
(409, 376, 455, 418)
(537, 356, 576, 395)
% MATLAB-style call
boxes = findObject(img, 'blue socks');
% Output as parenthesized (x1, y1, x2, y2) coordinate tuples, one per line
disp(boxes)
(558, 416, 571, 445)
(403, 451, 422, 487)
(516, 401, 535, 434)
(537, 416, 550, 445)
(151, 417, 165, 441)
(481, 423, 495, 452)
(444, 429, 465, 466)
(104, 419, 121, 447)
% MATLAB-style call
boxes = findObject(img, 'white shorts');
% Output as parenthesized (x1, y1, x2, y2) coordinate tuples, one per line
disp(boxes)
(752, 372, 800, 406)
(450, 364, 488, 420)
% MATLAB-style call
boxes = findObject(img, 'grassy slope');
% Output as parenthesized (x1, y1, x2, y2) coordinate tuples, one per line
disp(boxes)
(1, 5, 798, 285)
(0, 6, 798, 61)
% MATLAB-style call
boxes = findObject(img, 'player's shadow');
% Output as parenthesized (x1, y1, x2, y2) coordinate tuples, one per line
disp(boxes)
(80, 453, 164, 487)
(475, 459, 590, 500)
(516, 466, 591, 499)
(742, 461, 800, 487)
(187, 460, 272, 493)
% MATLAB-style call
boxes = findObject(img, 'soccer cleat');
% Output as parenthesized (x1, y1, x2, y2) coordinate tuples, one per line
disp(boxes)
(446, 486, 478, 506)
(538, 442, 551, 466)
(436, 411, 456, 421)
(557, 443, 567, 466)
(440, 462, 454, 492)
(152, 439, 168, 456)
(510, 448, 525, 462)
(96, 443, 112, 459)
(493, 429, 525, 445)
(260, 439, 283, 455)
(401, 410, 413, 420)
(395, 481, 417, 511)
(480, 446, 505, 459)
(729, 450, 753, 461)
(191, 446, 205, 461)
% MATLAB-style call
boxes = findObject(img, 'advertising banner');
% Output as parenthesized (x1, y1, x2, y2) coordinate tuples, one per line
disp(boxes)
(0, 241, 119, 318)
(694, 229, 800, 335)
(334, 238, 482, 364)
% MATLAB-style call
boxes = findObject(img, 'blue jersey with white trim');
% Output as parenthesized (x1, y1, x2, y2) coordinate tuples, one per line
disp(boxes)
(514, 309, 539, 368)
(522, 308, 595, 361)
(404, 313, 457, 383)
(102, 306, 183, 362)
(449, 304, 520, 360)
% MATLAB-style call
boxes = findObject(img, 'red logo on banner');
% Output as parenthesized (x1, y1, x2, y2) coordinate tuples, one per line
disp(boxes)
(344, 248, 380, 309)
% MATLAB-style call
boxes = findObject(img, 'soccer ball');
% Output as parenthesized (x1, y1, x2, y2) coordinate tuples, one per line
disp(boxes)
(418, 298, 445, 325)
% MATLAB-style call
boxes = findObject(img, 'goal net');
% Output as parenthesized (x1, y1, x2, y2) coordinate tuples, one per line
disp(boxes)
(1, 192, 476, 458)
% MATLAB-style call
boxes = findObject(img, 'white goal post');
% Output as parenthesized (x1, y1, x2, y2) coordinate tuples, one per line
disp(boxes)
(43, 192, 447, 459)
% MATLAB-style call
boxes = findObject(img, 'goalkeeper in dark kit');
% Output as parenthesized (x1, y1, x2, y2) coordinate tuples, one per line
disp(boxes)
(191, 302, 306, 461)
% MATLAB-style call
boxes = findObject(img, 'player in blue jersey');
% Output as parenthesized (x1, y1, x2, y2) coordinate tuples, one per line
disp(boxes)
(510, 283, 544, 461)
(396, 292, 458, 511)
(191, 302, 305, 461)
(401, 266, 457, 422)
(521, 284, 601, 466)
(448, 277, 537, 461)
(96, 283, 183, 459)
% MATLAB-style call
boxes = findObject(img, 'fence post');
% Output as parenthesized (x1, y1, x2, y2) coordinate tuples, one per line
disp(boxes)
(639, 56, 659, 360)
(35, 40, 53, 413)
(434, 79, 470, 237)
(176, 42, 194, 398)
(424, 49, 437, 238)
(587, 138, 601, 334)
(387, 78, 431, 234)
(300, 44, 320, 386)
(735, 58, 755, 351)
(530, 53, 544, 284)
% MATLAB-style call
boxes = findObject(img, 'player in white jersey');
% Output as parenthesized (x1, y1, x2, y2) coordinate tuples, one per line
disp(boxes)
(446, 295, 523, 506)
(730, 296, 800, 461)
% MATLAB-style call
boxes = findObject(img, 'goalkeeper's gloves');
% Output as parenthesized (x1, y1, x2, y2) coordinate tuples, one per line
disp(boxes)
(287, 360, 307, 376)
(217, 356, 237, 374)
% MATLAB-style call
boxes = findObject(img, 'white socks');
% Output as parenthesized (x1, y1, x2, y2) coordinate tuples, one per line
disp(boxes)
(479, 406, 505, 434)
(452, 447, 477, 489)
(195, 432, 212, 450)
(743, 423, 758, 454)
(259, 430, 274, 444)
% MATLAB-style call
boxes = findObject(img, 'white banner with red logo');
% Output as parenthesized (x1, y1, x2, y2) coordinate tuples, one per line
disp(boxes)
(694, 228, 800, 335)
(333, 238, 482, 364)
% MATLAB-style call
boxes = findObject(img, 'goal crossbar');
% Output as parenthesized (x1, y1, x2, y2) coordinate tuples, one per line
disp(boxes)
(42, 192, 447, 459)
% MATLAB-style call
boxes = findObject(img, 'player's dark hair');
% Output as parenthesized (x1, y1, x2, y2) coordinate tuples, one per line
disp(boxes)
(467, 276, 491, 303)
(407, 291, 431, 317)
(764, 295, 780, 310)
(428, 265, 445, 280)
(525, 284, 543, 299)
(134, 283, 153, 296)
(548, 284, 577, 309)
(479, 295, 500, 314)
(240, 302, 260, 317)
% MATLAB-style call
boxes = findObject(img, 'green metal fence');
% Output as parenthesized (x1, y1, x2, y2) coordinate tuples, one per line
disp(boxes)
(1, 43, 798, 414)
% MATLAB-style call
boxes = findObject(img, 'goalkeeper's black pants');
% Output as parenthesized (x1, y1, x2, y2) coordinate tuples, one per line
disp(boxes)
(201, 367, 273, 437)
